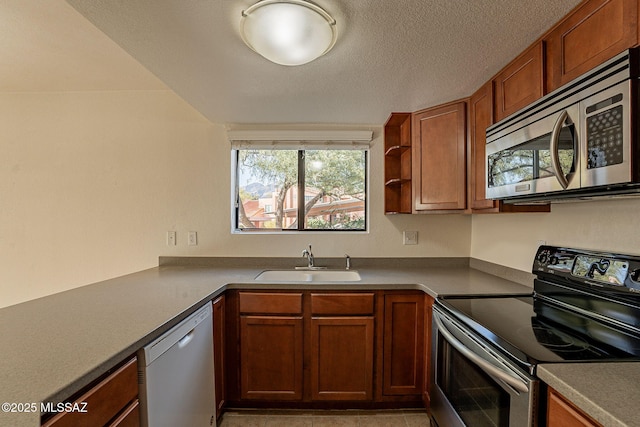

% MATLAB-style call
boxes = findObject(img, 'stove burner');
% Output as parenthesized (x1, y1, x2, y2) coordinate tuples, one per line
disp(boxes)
(530, 325, 589, 351)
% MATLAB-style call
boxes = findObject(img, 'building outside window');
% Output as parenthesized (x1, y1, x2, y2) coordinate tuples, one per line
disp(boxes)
(229, 130, 371, 232)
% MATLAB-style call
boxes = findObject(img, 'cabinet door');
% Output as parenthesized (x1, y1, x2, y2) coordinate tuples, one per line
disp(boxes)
(469, 81, 497, 211)
(493, 42, 544, 122)
(212, 295, 225, 415)
(547, 387, 603, 426)
(240, 316, 304, 400)
(383, 294, 424, 396)
(423, 294, 434, 408)
(545, 0, 639, 92)
(310, 317, 374, 400)
(412, 101, 466, 211)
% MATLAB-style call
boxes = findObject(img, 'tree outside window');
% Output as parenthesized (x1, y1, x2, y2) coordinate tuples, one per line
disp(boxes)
(235, 149, 367, 231)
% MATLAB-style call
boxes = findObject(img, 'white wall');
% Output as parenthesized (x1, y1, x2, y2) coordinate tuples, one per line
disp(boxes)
(180, 124, 472, 260)
(470, 198, 640, 272)
(0, 90, 215, 308)
(1, 91, 471, 308)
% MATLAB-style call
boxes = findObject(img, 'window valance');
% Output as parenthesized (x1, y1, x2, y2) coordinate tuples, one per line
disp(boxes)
(228, 130, 373, 150)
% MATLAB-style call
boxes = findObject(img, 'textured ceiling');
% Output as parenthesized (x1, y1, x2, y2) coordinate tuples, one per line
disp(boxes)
(4, 0, 584, 125)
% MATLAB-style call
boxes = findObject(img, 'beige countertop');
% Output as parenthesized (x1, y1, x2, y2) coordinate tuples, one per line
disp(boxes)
(538, 363, 640, 427)
(0, 256, 597, 427)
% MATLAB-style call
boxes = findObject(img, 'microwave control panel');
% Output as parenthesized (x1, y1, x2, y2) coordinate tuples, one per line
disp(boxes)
(585, 93, 624, 169)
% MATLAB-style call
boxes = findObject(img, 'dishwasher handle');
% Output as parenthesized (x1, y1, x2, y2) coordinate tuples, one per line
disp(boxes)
(178, 329, 195, 348)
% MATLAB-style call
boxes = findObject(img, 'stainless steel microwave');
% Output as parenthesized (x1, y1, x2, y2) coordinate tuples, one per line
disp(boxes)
(486, 48, 640, 203)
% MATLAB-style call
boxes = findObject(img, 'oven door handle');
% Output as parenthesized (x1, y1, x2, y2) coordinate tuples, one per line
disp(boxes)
(433, 314, 529, 394)
(550, 109, 570, 189)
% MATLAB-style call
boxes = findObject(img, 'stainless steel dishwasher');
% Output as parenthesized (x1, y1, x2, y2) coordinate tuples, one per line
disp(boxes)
(138, 302, 216, 427)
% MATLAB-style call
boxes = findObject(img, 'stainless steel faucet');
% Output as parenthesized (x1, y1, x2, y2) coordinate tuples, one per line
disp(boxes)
(302, 245, 315, 268)
(345, 254, 351, 270)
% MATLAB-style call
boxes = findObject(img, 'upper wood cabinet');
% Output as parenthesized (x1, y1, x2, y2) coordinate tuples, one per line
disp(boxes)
(545, 0, 639, 92)
(469, 82, 496, 211)
(412, 101, 467, 211)
(493, 42, 544, 122)
(469, 82, 550, 214)
(384, 113, 412, 214)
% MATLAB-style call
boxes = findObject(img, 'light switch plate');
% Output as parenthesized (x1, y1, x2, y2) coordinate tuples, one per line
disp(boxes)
(188, 231, 198, 246)
(167, 231, 177, 246)
(403, 230, 418, 245)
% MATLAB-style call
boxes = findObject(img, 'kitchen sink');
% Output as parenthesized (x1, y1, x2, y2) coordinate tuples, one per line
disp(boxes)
(254, 269, 361, 282)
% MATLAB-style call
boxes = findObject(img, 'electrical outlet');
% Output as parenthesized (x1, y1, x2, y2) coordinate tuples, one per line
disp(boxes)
(403, 230, 418, 245)
(188, 231, 198, 246)
(167, 231, 176, 246)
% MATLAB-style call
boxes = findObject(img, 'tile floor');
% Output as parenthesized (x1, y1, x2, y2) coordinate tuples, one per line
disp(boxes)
(219, 409, 431, 427)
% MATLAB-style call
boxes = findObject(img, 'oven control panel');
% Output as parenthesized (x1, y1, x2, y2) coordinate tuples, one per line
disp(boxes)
(533, 245, 640, 292)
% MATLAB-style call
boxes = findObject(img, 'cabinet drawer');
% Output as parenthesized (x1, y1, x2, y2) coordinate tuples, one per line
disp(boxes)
(311, 293, 375, 315)
(239, 292, 303, 314)
(42, 357, 138, 427)
(107, 399, 139, 427)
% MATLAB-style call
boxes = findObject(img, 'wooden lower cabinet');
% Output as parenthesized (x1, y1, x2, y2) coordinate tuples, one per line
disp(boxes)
(225, 290, 430, 408)
(382, 293, 425, 397)
(547, 387, 602, 427)
(212, 295, 226, 416)
(310, 316, 374, 400)
(240, 315, 304, 400)
(423, 294, 434, 408)
(228, 290, 426, 408)
(42, 357, 139, 427)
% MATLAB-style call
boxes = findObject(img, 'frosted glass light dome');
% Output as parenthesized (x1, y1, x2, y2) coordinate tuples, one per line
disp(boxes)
(240, 0, 337, 66)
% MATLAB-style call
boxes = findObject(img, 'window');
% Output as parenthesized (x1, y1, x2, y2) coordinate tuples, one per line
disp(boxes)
(233, 147, 368, 232)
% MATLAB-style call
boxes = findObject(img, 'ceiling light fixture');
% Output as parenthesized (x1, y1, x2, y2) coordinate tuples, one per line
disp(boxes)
(240, 0, 337, 66)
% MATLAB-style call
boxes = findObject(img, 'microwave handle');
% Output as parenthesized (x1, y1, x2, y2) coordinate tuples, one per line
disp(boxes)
(550, 110, 570, 189)
(433, 312, 529, 394)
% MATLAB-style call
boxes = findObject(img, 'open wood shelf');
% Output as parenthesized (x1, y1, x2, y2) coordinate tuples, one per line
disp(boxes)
(384, 113, 412, 214)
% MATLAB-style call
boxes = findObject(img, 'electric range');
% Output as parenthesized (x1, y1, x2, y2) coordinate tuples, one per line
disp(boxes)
(430, 245, 640, 427)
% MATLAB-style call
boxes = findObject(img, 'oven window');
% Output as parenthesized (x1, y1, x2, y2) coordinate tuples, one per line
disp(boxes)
(437, 335, 510, 427)
(487, 125, 575, 188)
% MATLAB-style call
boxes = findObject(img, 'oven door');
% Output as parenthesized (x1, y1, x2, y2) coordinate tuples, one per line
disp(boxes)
(431, 305, 538, 427)
(486, 103, 580, 200)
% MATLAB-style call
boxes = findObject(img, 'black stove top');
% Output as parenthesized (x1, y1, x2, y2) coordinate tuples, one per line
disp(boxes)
(439, 296, 633, 372)
(437, 246, 640, 374)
